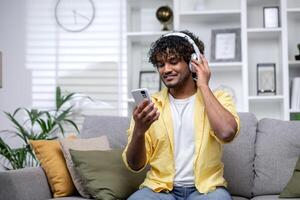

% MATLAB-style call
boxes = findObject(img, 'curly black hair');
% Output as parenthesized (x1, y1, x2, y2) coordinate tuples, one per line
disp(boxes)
(148, 30, 204, 68)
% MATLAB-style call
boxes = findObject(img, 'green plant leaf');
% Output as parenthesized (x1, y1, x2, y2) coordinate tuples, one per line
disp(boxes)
(0, 137, 30, 169)
(64, 119, 80, 134)
(12, 107, 22, 117)
(56, 86, 62, 111)
(56, 123, 65, 136)
(4, 112, 30, 142)
(23, 108, 44, 126)
(55, 106, 73, 122)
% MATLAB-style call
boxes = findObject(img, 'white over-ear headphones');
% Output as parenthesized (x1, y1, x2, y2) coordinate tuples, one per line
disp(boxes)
(162, 32, 201, 72)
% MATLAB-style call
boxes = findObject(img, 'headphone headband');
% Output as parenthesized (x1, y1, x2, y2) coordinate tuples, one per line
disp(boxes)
(162, 32, 201, 59)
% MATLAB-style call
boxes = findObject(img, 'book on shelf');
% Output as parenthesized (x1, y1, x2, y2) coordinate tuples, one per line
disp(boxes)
(290, 113, 300, 121)
(291, 77, 300, 110)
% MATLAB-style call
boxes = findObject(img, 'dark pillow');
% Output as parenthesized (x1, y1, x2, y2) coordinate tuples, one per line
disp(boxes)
(280, 156, 300, 198)
(70, 149, 147, 200)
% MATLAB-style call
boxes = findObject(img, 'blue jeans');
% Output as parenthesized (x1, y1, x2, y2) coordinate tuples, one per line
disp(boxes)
(127, 186, 232, 200)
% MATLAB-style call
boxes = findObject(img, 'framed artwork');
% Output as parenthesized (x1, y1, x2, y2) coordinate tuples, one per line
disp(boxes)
(211, 28, 241, 62)
(263, 6, 280, 28)
(0, 51, 2, 88)
(139, 70, 161, 94)
(257, 63, 276, 95)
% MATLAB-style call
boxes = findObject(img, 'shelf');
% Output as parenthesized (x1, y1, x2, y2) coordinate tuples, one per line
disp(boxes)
(290, 109, 300, 113)
(248, 95, 284, 102)
(287, 8, 300, 13)
(289, 61, 300, 68)
(247, 0, 280, 6)
(209, 62, 242, 71)
(127, 0, 173, 9)
(180, 10, 241, 23)
(127, 31, 168, 42)
(126, 0, 293, 120)
(287, 9, 300, 21)
(127, 31, 168, 37)
(247, 28, 282, 39)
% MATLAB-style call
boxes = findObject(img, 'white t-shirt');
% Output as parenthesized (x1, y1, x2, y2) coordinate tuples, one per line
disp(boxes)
(169, 94, 196, 187)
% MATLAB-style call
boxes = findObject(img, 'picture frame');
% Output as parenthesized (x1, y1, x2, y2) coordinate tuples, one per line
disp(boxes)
(139, 70, 161, 94)
(210, 28, 241, 62)
(257, 63, 276, 96)
(263, 6, 280, 28)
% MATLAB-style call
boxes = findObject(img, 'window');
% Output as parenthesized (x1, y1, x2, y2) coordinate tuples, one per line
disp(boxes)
(26, 0, 127, 130)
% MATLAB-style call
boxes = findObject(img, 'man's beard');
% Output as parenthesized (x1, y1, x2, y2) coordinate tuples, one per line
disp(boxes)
(161, 70, 191, 89)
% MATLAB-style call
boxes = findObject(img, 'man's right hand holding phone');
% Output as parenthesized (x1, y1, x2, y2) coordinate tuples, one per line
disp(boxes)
(133, 99, 160, 135)
(126, 100, 159, 171)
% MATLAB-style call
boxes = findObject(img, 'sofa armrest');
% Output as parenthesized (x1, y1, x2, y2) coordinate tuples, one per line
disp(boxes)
(0, 167, 52, 200)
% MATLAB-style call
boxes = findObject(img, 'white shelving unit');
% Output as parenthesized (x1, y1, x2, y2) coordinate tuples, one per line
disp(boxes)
(125, 0, 300, 120)
(286, 0, 300, 120)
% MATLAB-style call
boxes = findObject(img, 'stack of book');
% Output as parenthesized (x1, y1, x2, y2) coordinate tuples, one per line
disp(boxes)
(291, 77, 300, 110)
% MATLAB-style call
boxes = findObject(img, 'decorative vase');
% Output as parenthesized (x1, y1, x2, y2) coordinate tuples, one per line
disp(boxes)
(156, 6, 173, 31)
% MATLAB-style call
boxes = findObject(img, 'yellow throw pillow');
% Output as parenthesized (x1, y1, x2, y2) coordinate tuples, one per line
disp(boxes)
(30, 140, 76, 198)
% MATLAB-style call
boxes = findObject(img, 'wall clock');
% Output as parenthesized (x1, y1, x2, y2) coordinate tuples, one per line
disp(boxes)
(55, 0, 95, 32)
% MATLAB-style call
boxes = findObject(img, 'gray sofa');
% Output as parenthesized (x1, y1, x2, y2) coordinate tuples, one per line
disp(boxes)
(0, 113, 300, 200)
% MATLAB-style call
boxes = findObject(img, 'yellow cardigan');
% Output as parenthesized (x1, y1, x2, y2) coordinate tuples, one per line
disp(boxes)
(122, 88, 240, 194)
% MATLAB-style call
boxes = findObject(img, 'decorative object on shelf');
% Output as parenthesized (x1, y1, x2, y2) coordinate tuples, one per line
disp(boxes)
(55, 0, 95, 32)
(263, 6, 280, 28)
(290, 113, 300, 121)
(0, 51, 2, 88)
(257, 63, 276, 96)
(211, 28, 241, 62)
(139, 71, 161, 94)
(295, 43, 300, 60)
(156, 5, 173, 31)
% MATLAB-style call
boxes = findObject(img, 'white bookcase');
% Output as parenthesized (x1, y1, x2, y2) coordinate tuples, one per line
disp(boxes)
(126, 0, 300, 120)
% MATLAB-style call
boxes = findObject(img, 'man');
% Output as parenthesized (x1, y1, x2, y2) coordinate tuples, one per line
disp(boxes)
(122, 30, 240, 200)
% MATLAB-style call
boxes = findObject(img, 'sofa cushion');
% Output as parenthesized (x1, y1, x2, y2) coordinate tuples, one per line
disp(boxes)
(0, 167, 52, 200)
(251, 195, 300, 199)
(30, 140, 76, 198)
(279, 156, 300, 198)
(70, 149, 147, 200)
(80, 115, 129, 149)
(51, 197, 88, 200)
(253, 119, 300, 196)
(232, 197, 249, 200)
(222, 112, 257, 198)
(60, 136, 110, 198)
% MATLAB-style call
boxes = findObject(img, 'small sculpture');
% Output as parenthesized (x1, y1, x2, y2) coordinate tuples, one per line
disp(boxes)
(156, 6, 173, 31)
(295, 43, 300, 60)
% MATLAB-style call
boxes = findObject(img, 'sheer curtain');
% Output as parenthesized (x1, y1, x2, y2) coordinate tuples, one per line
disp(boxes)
(25, 0, 127, 130)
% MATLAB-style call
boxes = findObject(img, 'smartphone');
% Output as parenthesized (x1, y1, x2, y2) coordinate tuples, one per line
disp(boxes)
(131, 88, 151, 105)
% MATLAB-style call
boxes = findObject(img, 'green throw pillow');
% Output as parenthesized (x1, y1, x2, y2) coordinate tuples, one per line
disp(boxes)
(70, 149, 147, 200)
(280, 156, 300, 198)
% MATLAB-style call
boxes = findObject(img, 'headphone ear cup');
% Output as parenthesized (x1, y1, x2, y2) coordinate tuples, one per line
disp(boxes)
(189, 61, 194, 72)
(189, 53, 197, 72)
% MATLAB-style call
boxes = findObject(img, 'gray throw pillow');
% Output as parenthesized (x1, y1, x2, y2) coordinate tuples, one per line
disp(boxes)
(253, 119, 300, 195)
(70, 149, 147, 200)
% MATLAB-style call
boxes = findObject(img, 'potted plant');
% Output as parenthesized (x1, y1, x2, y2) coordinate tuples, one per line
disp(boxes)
(0, 86, 83, 169)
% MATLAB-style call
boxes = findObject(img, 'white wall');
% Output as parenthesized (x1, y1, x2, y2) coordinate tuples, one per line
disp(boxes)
(0, 0, 31, 131)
